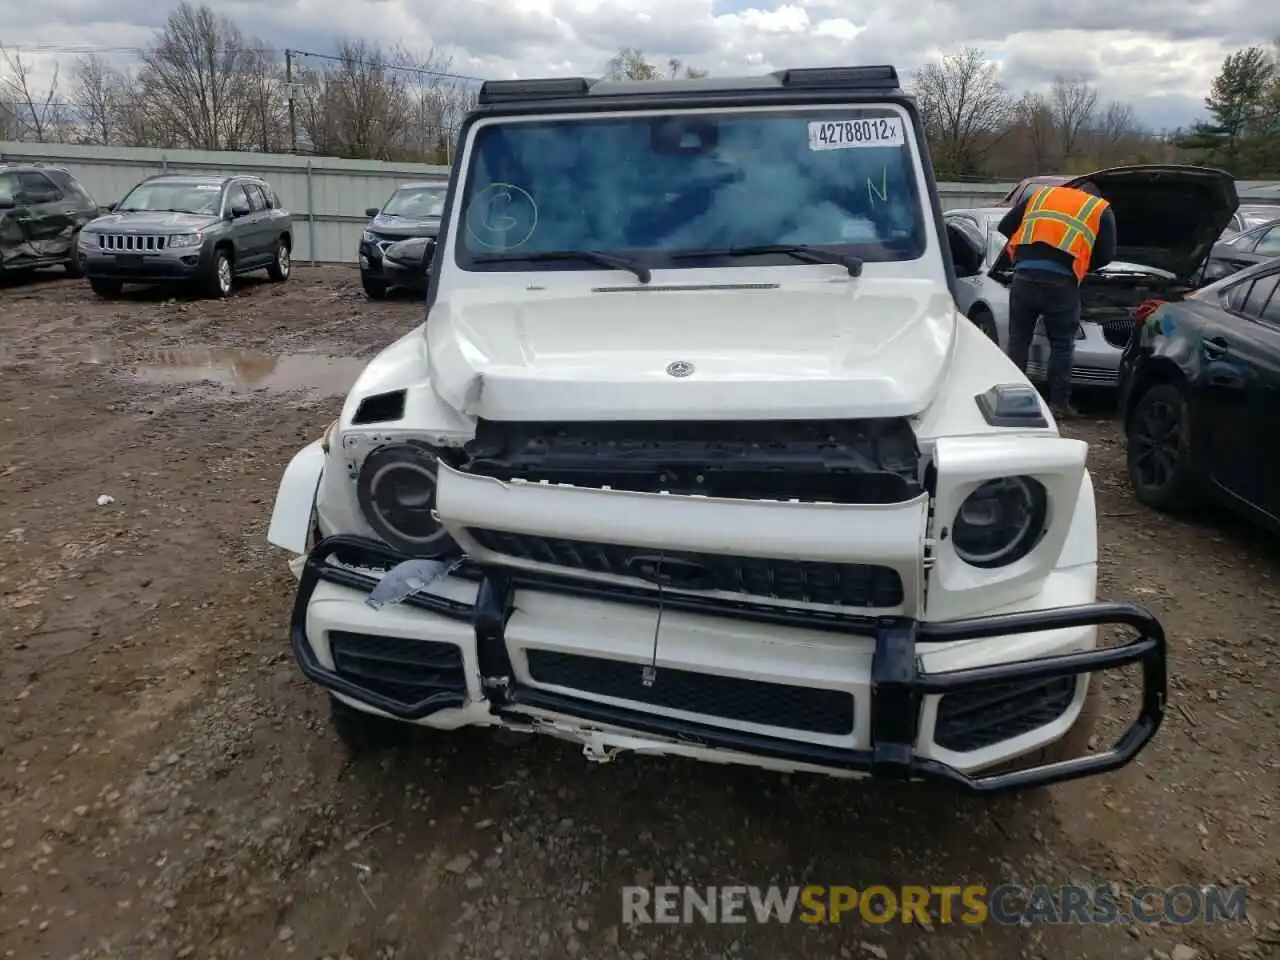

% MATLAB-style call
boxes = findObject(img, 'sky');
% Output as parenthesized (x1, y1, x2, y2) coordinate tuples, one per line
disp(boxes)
(3, 0, 1277, 132)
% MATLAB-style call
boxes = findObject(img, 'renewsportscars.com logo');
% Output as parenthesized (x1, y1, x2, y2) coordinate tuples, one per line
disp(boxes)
(621, 884, 1249, 926)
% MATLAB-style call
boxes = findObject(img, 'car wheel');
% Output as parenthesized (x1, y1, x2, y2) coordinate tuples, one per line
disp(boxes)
(969, 306, 999, 344)
(1126, 381, 1195, 511)
(89, 278, 122, 298)
(207, 249, 234, 299)
(65, 234, 84, 278)
(267, 238, 291, 282)
(362, 276, 388, 300)
(328, 695, 412, 755)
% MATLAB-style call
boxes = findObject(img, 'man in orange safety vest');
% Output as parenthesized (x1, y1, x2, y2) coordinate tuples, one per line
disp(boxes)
(996, 181, 1117, 419)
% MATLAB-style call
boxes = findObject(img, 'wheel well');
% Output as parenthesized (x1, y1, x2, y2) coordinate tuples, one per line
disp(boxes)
(967, 303, 993, 319)
(1123, 358, 1186, 428)
(214, 239, 234, 262)
(279, 231, 291, 250)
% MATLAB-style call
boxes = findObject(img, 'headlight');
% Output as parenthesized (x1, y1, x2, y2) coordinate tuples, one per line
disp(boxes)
(356, 442, 458, 558)
(362, 230, 376, 243)
(168, 232, 203, 248)
(78, 232, 95, 247)
(950, 476, 1048, 568)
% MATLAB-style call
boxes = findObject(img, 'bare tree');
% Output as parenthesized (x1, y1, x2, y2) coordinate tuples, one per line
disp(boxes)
(667, 57, 708, 80)
(70, 53, 128, 145)
(297, 40, 412, 159)
(912, 48, 1014, 177)
(1, 46, 67, 142)
(135, 2, 264, 150)
(1049, 74, 1099, 166)
(605, 48, 661, 81)
(1014, 92, 1058, 171)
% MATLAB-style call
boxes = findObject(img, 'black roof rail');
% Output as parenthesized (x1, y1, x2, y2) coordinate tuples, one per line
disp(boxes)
(477, 65, 903, 106)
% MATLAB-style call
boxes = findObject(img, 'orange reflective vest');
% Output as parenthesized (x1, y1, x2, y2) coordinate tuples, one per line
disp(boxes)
(1006, 185, 1110, 282)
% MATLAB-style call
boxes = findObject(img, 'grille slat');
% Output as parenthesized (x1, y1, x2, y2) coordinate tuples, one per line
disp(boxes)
(98, 233, 167, 252)
(525, 650, 855, 735)
(466, 528, 905, 609)
(934, 677, 1076, 752)
(328, 630, 467, 705)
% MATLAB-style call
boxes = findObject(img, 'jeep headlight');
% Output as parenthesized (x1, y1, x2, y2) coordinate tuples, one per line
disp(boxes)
(356, 442, 458, 558)
(362, 230, 376, 243)
(168, 232, 203, 248)
(951, 476, 1048, 568)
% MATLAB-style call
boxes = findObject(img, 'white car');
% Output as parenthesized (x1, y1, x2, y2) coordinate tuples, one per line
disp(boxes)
(947, 166, 1236, 390)
(267, 67, 1167, 795)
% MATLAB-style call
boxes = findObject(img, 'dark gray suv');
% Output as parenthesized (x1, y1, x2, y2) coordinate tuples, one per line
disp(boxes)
(78, 174, 293, 299)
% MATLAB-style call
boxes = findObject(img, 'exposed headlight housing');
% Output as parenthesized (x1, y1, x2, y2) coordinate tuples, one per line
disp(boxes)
(168, 232, 203, 248)
(950, 476, 1048, 568)
(362, 230, 376, 243)
(356, 441, 459, 558)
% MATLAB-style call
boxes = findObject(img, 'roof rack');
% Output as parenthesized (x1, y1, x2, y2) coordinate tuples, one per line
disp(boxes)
(477, 65, 902, 106)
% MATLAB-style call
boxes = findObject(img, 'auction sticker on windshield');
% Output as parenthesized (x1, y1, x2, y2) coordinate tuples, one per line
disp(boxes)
(808, 118, 905, 151)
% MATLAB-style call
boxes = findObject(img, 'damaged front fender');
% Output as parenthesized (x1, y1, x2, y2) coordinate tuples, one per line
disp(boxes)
(267, 440, 327, 554)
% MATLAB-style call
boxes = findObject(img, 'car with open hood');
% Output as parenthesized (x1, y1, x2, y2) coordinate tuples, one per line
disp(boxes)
(975, 164, 1238, 389)
(359, 181, 446, 300)
(266, 66, 1167, 796)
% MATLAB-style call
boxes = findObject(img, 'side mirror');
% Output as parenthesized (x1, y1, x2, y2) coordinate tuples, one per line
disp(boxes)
(366, 207, 380, 218)
(104, 201, 116, 212)
(945, 224, 984, 278)
(230, 203, 250, 219)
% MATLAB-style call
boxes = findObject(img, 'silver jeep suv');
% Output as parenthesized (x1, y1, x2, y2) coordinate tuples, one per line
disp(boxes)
(78, 174, 293, 299)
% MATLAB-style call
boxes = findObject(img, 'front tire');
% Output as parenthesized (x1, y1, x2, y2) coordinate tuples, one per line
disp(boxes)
(328, 695, 412, 755)
(89, 277, 122, 298)
(206, 248, 234, 299)
(1126, 381, 1195, 511)
(267, 238, 291, 282)
(65, 235, 84, 278)
(362, 275, 387, 300)
(969, 306, 999, 345)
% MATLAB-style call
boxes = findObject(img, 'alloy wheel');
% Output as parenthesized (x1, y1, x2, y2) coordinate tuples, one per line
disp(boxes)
(217, 256, 233, 295)
(1130, 395, 1182, 492)
(278, 245, 290, 278)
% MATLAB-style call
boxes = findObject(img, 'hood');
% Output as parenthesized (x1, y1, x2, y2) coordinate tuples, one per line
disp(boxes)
(86, 211, 219, 232)
(424, 280, 959, 421)
(368, 213, 441, 239)
(991, 164, 1238, 281)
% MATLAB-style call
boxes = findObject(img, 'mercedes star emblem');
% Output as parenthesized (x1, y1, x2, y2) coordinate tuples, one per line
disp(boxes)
(666, 360, 695, 378)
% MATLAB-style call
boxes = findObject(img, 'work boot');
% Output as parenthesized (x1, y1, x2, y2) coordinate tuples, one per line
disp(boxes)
(1050, 401, 1081, 420)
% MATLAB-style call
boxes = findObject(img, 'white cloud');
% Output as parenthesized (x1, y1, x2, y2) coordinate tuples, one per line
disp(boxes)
(2, 0, 1262, 130)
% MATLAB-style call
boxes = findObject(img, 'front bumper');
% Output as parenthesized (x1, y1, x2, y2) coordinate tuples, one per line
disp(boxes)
(1028, 322, 1125, 388)
(381, 259, 429, 291)
(80, 247, 209, 281)
(291, 535, 1167, 795)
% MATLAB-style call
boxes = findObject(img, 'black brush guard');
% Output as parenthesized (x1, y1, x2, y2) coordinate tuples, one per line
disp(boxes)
(290, 535, 1167, 796)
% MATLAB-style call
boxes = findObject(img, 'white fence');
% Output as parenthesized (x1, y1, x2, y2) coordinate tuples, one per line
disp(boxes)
(3, 141, 1277, 264)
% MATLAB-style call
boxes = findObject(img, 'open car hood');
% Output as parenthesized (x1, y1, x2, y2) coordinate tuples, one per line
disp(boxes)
(990, 164, 1238, 281)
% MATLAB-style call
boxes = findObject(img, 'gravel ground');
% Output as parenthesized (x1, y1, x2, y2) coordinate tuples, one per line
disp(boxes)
(0, 266, 1277, 960)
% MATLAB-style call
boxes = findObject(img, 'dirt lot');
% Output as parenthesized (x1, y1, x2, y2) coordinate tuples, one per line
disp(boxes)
(0, 265, 1277, 960)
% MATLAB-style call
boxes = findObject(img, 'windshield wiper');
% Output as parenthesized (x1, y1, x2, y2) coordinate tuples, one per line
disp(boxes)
(473, 250, 651, 284)
(671, 244, 863, 277)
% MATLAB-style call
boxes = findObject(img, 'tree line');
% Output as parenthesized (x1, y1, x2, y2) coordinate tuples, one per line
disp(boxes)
(1, 6, 1278, 179)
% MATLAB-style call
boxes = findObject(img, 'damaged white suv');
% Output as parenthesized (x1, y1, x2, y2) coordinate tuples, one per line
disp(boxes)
(268, 66, 1167, 794)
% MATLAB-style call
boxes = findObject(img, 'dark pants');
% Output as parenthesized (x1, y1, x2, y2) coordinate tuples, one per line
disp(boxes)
(1005, 269, 1081, 408)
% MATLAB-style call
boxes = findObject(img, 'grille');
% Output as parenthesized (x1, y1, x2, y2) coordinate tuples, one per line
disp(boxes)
(933, 676, 1077, 752)
(466, 528, 905, 609)
(98, 234, 167, 252)
(1026, 362, 1117, 385)
(525, 650, 855, 735)
(327, 630, 466, 705)
(1101, 321, 1133, 349)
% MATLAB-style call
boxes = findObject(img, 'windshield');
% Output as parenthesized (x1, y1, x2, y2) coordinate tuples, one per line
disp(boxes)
(118, 182, 222, 215)
(382, 186, 446, 218)
(455, 106, 927, 273)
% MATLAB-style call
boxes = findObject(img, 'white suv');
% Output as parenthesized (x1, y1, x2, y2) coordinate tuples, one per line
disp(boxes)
(267, 66, 1167, 794)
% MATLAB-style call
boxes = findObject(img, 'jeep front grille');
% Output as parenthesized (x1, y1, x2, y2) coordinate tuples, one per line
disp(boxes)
(98, 234, 167, 251)
(524, 650, 855, 735)
(466, 528, 905, 609)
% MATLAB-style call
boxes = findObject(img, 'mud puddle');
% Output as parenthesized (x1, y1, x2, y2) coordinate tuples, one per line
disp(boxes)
(81, 344, 368, 397)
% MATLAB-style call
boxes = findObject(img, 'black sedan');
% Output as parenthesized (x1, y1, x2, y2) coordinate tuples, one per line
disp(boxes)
(379, 236, 434, 296)
(1202, 217, 1280, 283)
(1118, 256, 1280, 534)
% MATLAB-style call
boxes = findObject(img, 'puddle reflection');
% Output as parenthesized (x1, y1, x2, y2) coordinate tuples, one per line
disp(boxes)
(83, 344, 368, 396)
